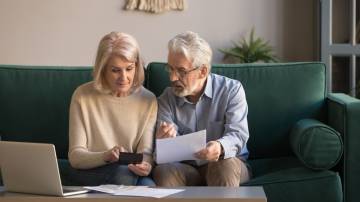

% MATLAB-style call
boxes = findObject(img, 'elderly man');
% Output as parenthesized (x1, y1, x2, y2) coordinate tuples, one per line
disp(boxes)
(153, 31, 251, 187)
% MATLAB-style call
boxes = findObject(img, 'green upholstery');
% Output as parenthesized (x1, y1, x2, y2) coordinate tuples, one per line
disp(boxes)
(1, 62, 359, 202)
(290, 119, 343, 170)
(145, 62, 351, 202)
(245, 157, 342, 202)
(0, 65, 93, 158)
(327, 94, 360, 202)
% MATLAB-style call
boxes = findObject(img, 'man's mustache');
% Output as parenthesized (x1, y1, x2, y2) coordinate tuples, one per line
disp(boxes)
(171, 81, 184, 88)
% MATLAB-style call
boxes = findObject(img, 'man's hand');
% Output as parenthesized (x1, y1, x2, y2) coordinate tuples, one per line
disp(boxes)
(194, 141, 222, 161)
(103, 146, 127, 163)
(128, 161, 152, 176)
(156, 121, 177, 139)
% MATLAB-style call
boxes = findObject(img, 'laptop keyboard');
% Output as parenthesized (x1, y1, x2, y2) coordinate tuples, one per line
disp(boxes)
(63, 187, 84, 193)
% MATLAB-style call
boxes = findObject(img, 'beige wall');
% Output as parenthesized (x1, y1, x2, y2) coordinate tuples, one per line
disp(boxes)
(0, 0, 317, 66)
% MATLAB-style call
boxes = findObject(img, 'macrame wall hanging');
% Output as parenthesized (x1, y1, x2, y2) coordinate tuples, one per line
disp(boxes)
(125, 0, 186, 14)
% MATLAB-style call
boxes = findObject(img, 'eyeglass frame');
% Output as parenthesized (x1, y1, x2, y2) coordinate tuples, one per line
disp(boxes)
(164, 64, 201, 79)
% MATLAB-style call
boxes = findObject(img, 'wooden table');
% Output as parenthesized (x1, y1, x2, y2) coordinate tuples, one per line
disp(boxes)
(0, 186, 267, 202)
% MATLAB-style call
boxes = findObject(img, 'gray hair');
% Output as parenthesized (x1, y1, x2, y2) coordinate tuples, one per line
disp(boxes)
(93, 32, 144, 93)
(168, 31, 212, 71)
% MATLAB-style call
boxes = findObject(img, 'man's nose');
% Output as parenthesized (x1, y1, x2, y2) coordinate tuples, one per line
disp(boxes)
(169, 71, 179, 82)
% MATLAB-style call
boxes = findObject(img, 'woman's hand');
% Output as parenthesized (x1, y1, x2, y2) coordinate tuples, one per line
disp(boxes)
(103, 146, 127, 163)
(128, 161, 152, 176)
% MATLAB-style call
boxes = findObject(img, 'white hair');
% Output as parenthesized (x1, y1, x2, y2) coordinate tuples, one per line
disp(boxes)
(168, 31, 212, 71)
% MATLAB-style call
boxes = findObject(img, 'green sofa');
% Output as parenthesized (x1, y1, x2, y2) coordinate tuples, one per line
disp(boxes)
(1, 62, 359, 202)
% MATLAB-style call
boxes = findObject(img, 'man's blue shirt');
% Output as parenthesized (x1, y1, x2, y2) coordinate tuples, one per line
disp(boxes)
(157, 73, 249, 160)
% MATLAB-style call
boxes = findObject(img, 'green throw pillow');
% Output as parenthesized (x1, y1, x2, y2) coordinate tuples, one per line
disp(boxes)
(290, 119, 343, 170)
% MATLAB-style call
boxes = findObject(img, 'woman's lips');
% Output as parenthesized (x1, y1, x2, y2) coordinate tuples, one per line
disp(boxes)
(116, 83, 129, 87)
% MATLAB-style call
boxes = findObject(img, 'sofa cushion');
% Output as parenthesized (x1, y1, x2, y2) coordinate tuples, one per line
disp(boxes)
(290, 119, 343, 170)
(245, 157, 342, 202)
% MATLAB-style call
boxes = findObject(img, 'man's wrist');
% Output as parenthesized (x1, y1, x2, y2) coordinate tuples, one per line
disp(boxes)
(217, 141, 225, 160)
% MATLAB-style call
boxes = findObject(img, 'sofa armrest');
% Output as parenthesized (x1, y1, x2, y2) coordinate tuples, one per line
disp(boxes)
(327, 93, 360, 202)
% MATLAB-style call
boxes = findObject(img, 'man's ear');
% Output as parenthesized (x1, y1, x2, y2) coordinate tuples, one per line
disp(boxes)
(199, 65, 209, 78)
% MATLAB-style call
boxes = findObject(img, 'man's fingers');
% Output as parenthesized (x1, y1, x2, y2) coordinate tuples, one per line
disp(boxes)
(156, 122, 170, 138)
(194, 149, 207, 159)
(168, 127, 177, 137)
(161, 124, 174, 134)
(194, 146, 219, 161)
(157, 131, 168, 139)
(157, 123, 176, 139)
(160, 126, 176, 139)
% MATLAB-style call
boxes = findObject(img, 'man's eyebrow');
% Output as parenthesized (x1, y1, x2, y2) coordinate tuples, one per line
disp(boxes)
(172, 65, 187, 70)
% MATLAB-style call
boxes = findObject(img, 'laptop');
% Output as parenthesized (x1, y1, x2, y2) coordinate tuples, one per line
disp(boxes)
(0, 141, 89, 196)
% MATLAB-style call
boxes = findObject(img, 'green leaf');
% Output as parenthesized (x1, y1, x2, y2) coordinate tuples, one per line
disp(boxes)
(219, 28, 278, 63)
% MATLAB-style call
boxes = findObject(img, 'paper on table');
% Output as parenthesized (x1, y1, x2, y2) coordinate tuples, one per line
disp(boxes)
(156, 130, 206, 164)
(84, 185, 184, 198)
(113, 187, 184, 198)
(84, 184, 121, 194)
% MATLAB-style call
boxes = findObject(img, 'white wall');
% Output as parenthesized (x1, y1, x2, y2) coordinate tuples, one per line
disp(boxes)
(0, 0, 317, 66)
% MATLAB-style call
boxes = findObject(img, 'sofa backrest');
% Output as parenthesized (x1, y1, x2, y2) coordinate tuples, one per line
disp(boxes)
(0, 63, 327, 160)
(146, 62, 327, 159)
(0, 65, 92, 159)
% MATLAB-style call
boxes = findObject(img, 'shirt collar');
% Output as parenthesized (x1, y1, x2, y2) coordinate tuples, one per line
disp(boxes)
(203, 74, 213, 99)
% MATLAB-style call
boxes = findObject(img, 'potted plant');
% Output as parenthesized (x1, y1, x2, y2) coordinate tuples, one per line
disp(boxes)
(219, 28, 278, 63)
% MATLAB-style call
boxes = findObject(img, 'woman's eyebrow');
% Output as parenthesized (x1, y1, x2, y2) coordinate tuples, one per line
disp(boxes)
(111, 63, 135, 69)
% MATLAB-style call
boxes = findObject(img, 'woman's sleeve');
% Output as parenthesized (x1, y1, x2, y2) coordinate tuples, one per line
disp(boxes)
(137, 96, 158, 165)
(68, 90, 106, 169)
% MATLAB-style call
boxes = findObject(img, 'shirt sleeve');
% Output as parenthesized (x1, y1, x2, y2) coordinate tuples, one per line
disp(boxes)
(68, 90, 106, 169)
(157, 88, 179, 131)
(136, 96, 158, 165)
(216, 83, 249, 159)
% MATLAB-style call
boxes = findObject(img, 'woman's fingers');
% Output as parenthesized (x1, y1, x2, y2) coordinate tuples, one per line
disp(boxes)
(128, 162, 151, 176)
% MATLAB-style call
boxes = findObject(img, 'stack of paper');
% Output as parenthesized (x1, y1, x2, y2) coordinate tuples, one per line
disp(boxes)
(84, 185, 184, 198)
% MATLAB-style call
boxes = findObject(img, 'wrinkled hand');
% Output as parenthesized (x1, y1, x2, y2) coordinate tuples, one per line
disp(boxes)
(128, 161, 152, 176)
(194, 141, 222, 162)
(103, 146, 127, 163)
(156, 121, 177, 139)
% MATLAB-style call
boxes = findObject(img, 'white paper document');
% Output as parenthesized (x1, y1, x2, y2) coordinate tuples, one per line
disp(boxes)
(84, 185, 184, 198)
(156, 130, 206, 164)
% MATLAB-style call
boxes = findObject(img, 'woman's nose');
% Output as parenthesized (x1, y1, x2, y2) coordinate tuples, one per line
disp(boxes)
(118, 70, 127, 80)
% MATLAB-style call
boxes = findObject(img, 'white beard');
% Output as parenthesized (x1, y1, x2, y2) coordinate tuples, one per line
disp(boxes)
(172, 84, 198, 97)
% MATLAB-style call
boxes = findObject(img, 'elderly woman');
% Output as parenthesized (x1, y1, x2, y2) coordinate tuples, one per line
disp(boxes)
(67, 32, 157, 186)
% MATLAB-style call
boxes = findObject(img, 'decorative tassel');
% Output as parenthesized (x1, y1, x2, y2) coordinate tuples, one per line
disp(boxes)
(125, 0, 186, 13)
(125, 0, 138, 10)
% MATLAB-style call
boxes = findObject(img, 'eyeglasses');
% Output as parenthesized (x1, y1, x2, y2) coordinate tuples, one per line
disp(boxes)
(165, 64, 199, 78)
